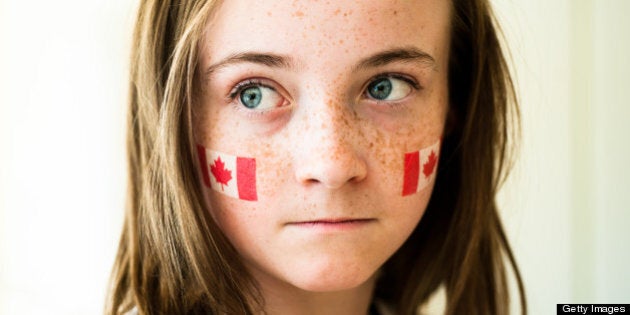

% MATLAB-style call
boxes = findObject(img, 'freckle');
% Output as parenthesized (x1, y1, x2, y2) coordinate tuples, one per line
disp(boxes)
(334, 9, 341, 15)
(294, 10, 304, 17)
(267, 11, 272, 16)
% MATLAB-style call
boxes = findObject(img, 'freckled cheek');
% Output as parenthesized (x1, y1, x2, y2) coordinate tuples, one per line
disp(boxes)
(192, 103, 225, 146)
(365, 135, 408, 193)
(257, 154, 292, 199)
(209, 197, 252, 223)
(233, 133, 292, 200)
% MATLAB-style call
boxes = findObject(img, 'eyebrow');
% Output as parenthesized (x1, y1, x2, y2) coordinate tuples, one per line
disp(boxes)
(204, 52, 296, 77)
(353, 47, 437, 71)
(204, 46, 436, 78)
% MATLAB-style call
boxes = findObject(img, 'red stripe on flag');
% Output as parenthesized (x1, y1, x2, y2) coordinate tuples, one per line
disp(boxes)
(236, 157, 257, 201)
(196, 145, 211, 187)
(402, 151, 420, 196)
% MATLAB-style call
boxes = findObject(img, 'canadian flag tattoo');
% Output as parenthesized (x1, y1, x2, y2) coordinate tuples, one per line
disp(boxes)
(197, 145, 257, 201)
(402, 139, 441, 196)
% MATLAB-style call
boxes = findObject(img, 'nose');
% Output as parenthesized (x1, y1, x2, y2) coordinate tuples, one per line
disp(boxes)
(293, 102, 368, 189)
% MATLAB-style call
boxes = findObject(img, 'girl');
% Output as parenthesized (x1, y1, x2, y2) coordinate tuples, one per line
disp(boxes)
(107, 0, 527, 314)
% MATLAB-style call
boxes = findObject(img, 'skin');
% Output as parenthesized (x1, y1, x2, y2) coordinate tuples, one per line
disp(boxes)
(194, 0, 451, 314)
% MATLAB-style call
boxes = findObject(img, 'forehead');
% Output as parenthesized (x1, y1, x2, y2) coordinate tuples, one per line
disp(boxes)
(202, 0, 452, 70)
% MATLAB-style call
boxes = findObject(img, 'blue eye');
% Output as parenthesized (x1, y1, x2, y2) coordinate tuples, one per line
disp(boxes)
(367, 78, 392, 100)
(233, 82, 285, 110)
(240, 86, 263, 108)
(366, 76, 415, 101)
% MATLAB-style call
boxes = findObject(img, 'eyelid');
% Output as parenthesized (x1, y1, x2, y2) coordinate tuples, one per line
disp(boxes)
(228, 78, 275, 100)
(367, 73, 421, 91)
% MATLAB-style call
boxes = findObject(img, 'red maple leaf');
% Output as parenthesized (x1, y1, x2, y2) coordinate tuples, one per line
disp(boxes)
(422, 151, 438, 178)
(210, 156, 232, 191)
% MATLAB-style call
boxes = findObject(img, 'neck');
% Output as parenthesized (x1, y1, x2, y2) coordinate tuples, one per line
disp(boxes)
(252, 270, 377, 315)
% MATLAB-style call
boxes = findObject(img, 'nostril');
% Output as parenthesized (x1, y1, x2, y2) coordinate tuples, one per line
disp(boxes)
(298, 170, 365, 190)
(348, 174, 363, 183)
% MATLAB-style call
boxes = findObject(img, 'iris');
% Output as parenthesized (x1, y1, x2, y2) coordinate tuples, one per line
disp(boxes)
(240, 86, 263, 108)
(367, 78, 393, 100)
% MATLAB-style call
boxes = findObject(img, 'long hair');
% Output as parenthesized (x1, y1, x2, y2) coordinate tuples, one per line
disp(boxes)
(106, 1, 259, 314)
(376, 1, 527, 314)
(106, 0, 526, 314)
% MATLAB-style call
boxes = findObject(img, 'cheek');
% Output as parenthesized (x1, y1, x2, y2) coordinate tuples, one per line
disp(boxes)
(362, 119, 438, 195)
(366, 130, 408, 193)
(241, 134, 292, 200)
(207, 195, 278, 265)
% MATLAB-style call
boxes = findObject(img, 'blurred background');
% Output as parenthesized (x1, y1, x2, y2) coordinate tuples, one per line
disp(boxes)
(0, 0, 628, 314)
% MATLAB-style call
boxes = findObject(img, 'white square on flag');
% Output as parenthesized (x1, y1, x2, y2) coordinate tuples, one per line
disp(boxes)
(196, 145, 257, 201)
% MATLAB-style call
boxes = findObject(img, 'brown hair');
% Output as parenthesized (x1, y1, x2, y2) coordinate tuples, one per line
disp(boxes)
(106, 0, 526, 314)
(377, 0, 527, 314)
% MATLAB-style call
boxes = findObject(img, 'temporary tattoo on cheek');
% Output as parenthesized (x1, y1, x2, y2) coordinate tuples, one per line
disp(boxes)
(402, 139, 441, 196)
(196, 144, 257, 201)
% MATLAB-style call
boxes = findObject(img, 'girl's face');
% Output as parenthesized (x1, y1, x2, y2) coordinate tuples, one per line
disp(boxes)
(194, 0, 450, 292)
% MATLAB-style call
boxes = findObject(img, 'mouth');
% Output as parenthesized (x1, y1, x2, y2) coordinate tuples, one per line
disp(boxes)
(286, 218, 376, 231)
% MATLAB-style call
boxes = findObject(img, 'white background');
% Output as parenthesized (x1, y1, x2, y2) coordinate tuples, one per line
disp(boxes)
(1, 0, 629, 314)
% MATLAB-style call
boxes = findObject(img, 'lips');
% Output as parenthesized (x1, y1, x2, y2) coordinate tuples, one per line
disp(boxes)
(285, 218, 376, 230)
(289, 218, 373, 225)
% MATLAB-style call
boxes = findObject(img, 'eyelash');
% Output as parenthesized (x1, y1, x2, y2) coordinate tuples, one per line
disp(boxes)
(366, 73, 421, 91)
(228, 78, 273, 100)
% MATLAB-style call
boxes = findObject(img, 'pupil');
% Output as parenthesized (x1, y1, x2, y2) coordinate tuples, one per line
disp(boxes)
(240, 87, 262, 108)
(368, 78, 392, 100)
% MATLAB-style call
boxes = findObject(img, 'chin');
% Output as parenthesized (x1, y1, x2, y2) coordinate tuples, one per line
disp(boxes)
(287, 258, 378, 292)
(292, 275, 373, 293)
